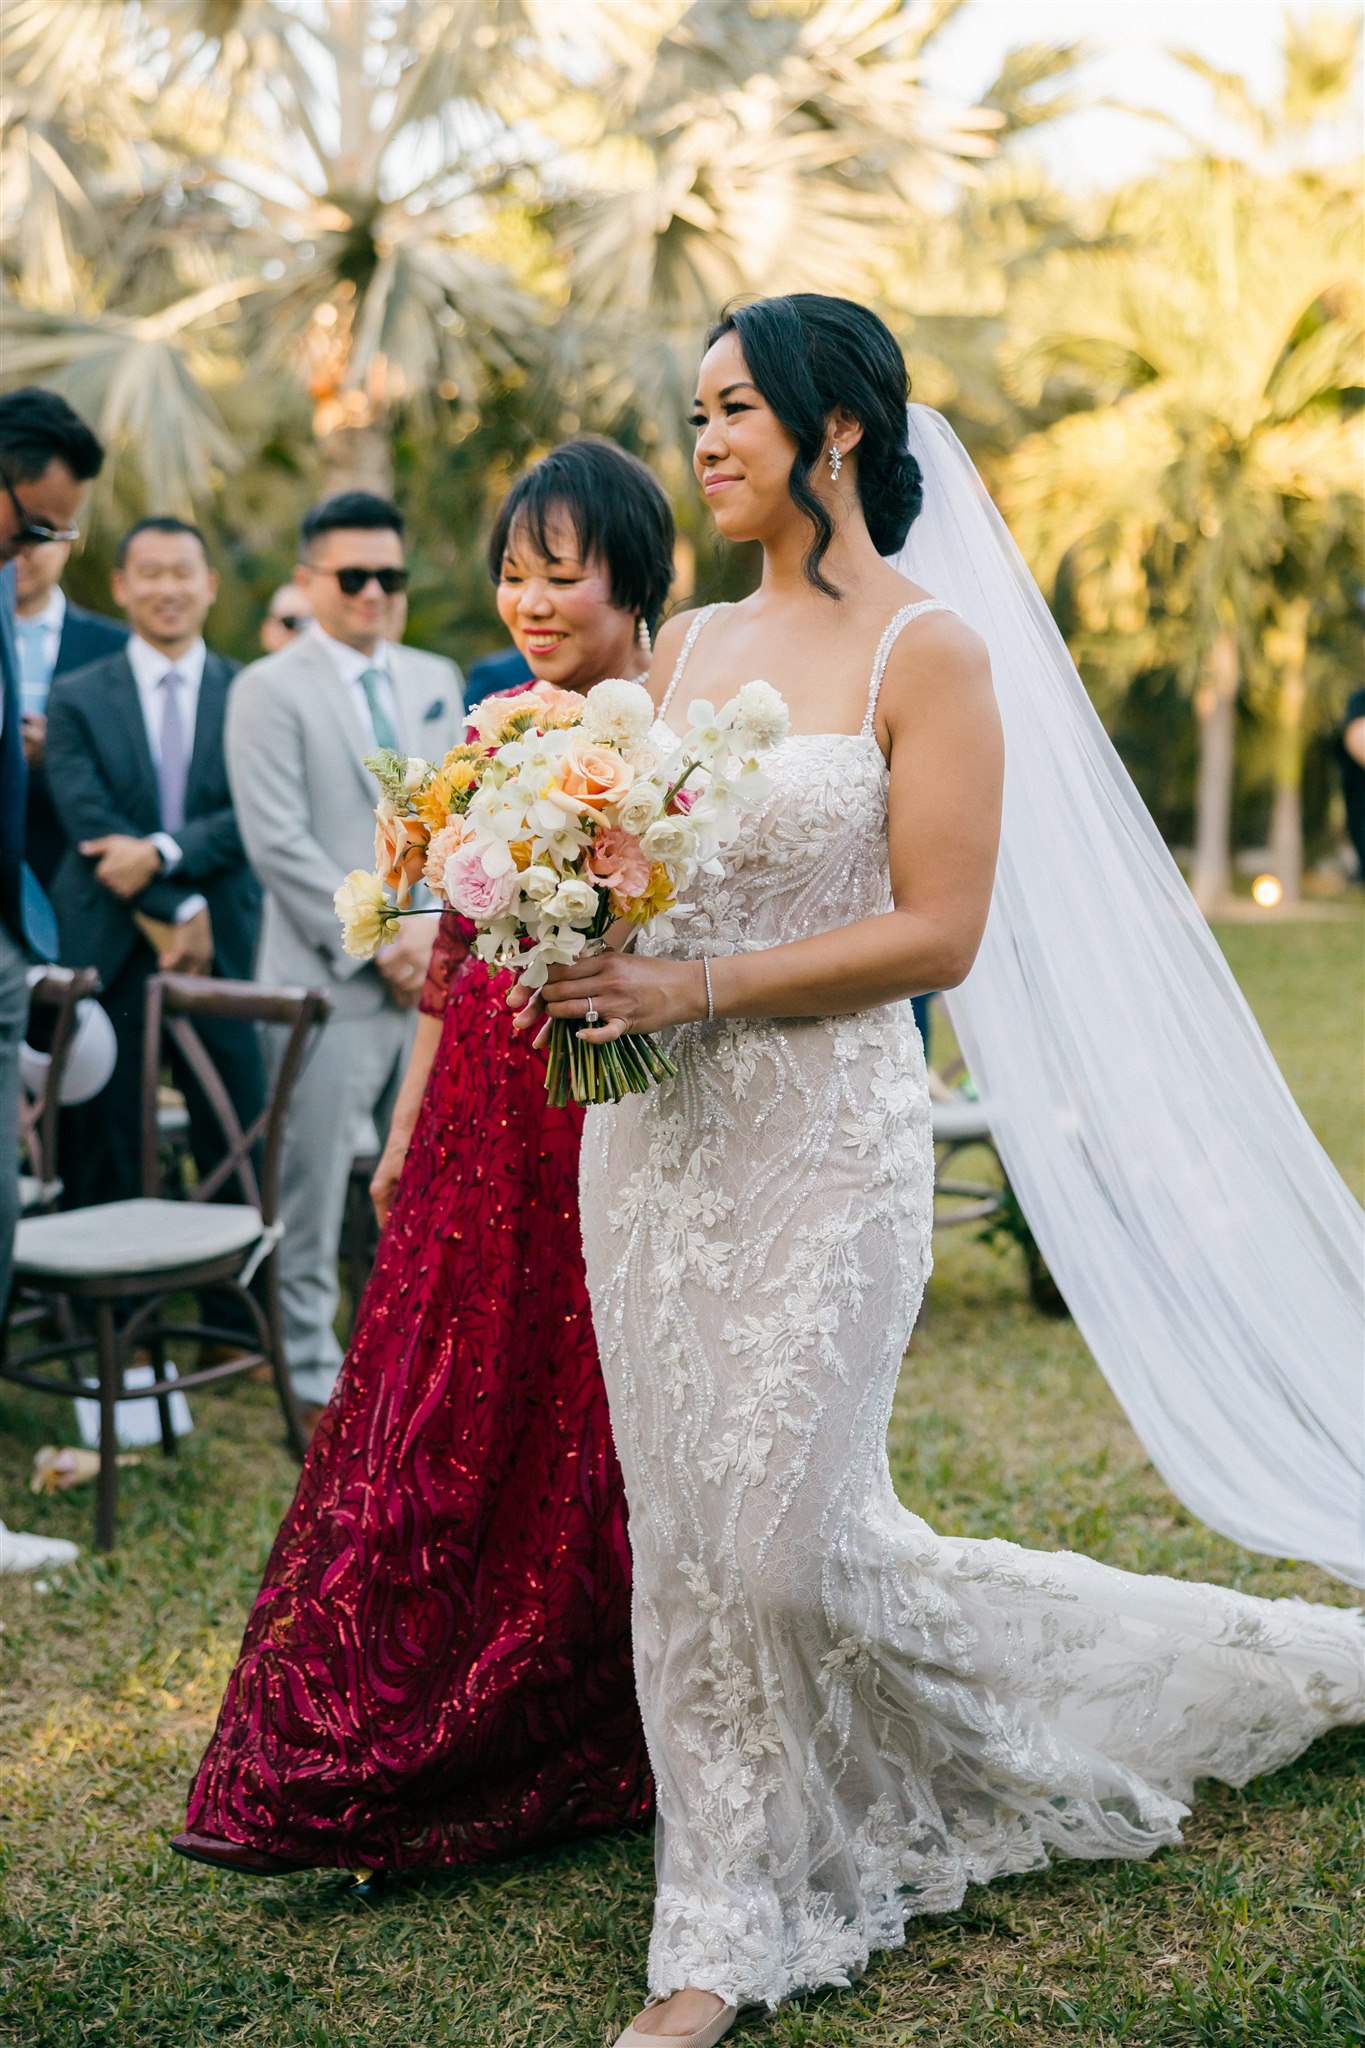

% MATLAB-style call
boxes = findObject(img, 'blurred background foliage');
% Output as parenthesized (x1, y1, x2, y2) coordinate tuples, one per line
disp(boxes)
(1, 0, 1360, 903)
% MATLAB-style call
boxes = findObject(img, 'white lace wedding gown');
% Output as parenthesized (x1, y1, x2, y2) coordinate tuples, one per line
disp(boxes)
(578, 601, 1364, 2012)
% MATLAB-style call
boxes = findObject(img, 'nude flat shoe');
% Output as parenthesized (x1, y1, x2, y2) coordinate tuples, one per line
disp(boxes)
(612, 2002, 739, 2047)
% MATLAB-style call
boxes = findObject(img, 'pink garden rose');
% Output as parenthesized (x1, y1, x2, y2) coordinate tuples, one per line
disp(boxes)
(443, 841, 520, 923)
(588, 825, 652, 900)
(424, 816, 472, 894)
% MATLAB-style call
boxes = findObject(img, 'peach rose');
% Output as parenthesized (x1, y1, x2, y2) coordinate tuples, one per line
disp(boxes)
(374, 806, 430, 907)
(423, 816, 472, 894)
(544, 737, 634, 818)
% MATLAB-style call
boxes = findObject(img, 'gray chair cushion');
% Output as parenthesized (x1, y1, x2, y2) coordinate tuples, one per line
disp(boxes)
(19, 1174, 62, 1216)
(931, 1097, 995, 1145)
(15, 1198, 265, 1279)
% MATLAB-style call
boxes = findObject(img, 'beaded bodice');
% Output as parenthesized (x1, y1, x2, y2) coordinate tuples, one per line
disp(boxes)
(644, 599, 948, 961)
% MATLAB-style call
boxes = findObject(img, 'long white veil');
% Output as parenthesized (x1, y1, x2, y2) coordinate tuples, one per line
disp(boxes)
(895, 403, 1364, 1587)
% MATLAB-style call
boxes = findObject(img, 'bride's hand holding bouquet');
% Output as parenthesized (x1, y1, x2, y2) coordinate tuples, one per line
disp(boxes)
(334, 673, 787, 1105)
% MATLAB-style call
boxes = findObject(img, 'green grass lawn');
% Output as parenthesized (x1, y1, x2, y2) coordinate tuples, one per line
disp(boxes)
(2, 915, 1362, 2048)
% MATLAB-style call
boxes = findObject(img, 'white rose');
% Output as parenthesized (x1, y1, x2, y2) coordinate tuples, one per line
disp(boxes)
(545, 876, 601, 926)
(583, 676, 655, 749)
(402, 755, 431, 790)
(519, 864, 559, 904)
(641, 815, 696, 862)
(732, 679, 789, 748)
(616, 781, 665, 834)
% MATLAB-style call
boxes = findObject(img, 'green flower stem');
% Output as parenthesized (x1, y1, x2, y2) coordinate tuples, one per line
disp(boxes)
(543, 1018, 677, 1108)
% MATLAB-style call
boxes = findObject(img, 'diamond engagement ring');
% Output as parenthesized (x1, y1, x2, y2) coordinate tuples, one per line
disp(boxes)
(584, 1000, 600, 1026)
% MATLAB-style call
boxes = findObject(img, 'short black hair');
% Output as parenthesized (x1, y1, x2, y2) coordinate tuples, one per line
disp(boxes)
(706, 295, 922, 598)
(487, 438, 675, 632)
(300, 490, 405, 552)
(116, 517, 209, 567)
(0, 386, 104, 485)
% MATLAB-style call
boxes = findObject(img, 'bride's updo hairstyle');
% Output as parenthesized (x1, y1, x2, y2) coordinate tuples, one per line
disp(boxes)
(707, 294, 922, 597)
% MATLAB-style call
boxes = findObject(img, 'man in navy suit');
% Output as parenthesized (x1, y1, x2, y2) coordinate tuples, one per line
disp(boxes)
(0, 390, 103, 1569)
(14, 537, 127, 887)
(45, 517, 264, 1214)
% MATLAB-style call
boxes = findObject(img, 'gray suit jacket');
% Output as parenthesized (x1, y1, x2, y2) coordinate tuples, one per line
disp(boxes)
(225, 634, 465, 1016)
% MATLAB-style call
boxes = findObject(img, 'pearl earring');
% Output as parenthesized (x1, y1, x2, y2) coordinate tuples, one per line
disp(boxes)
(637, 615, 652, 655)
(828, 444, 843, 482)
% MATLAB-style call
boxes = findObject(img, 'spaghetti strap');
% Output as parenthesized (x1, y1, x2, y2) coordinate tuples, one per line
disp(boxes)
(861, 598, 954, 737)
(658, 604, 728, 721)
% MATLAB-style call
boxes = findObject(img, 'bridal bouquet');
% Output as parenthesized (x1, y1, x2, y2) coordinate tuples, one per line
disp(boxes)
(334, 676, 788, 1105)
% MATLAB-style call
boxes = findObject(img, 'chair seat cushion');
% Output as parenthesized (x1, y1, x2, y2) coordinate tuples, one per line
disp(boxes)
(932, 1097, 995, 1145)
(15, 1198, 265, 1279)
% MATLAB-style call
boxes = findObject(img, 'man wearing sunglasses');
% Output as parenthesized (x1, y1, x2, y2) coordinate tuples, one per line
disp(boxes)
(259, 582, 313, 656)
(0, 387, 104, 1574)
(226, 489, 465, 1432)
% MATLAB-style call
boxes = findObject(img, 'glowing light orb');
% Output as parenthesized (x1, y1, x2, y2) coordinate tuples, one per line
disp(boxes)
(1251, 874, 1283, 908)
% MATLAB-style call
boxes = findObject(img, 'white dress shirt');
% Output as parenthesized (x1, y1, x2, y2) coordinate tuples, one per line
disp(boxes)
(125, 632, 207, 918)
(308, 623, 403, 753)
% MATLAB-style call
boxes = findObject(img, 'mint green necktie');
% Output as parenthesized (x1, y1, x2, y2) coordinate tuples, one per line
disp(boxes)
(358, 665, 399, 753)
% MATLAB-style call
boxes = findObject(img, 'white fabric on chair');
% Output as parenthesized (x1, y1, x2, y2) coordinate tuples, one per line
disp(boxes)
(931, 1098, 994, 1146)
(14, 1197, 265, 1278)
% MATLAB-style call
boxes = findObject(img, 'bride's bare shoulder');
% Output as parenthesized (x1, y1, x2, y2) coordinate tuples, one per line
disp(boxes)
(879, 597, 994, 726)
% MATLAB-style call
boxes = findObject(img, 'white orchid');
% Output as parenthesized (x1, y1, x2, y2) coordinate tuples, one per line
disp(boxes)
(680, 701, 729, 759)
(518, 923, 590, 987)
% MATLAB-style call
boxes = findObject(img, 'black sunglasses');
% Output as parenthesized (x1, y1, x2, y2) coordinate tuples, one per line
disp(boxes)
(324, 565, 409, 596)
(0, 465, 80, 549)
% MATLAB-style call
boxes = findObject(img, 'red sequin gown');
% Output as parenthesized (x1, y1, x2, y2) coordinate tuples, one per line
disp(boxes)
(184, 912, 651, 1868)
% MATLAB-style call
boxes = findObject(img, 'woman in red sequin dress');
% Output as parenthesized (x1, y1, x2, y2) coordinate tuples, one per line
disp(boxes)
(172, 441, 674, 1874)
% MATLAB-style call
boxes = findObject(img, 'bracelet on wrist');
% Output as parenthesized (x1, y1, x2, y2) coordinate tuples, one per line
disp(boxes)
(702, 956, 714, 1023)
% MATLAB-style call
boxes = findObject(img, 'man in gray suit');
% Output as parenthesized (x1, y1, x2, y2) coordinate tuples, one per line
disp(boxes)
(225, 491, 464, 1425)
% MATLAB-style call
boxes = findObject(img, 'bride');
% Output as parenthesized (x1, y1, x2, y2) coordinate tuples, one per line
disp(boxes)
(514, 294, 1364, 2045)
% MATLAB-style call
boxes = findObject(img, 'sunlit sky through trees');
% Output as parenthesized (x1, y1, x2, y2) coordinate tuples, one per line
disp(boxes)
(924, 0, 1363, 188)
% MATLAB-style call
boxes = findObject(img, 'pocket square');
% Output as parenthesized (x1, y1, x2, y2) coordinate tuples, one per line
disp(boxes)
(423, 698, 445, 720)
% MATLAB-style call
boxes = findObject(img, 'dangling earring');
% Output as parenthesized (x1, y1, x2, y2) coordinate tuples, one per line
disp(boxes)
(637, 615, 652, 656)
(828, 444, 843, 482)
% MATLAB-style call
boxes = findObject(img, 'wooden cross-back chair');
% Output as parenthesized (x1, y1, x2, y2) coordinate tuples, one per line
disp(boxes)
(18, 965, 102, 1217)
(3, 973, 331, 1549)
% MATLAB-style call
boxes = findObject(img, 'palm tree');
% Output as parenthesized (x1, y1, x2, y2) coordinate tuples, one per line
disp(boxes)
(1002, 158, 1361, 911)
(2, 0, 544, 496)
(546, 0, 1005, 455)
(1002, 13, 1362, 909)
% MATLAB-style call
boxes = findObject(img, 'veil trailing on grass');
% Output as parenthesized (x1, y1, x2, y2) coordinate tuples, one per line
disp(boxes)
(895, 403, 1364, 1587)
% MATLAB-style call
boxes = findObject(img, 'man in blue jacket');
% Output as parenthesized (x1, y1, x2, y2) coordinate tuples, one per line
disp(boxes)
(0, 388, 103, 1573)
(13, 535, 127, 887)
